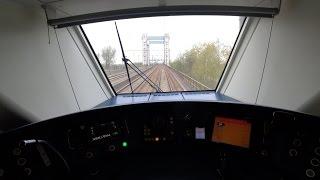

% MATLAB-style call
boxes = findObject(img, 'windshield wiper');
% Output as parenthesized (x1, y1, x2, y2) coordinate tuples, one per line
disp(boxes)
(115, 22, 133, 93)
(114, 22, 162, 93)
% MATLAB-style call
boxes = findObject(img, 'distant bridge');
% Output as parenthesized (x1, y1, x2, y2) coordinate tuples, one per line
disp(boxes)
(142, 34, 170, 65)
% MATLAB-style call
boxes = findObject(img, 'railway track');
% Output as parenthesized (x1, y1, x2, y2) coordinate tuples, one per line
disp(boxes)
(109, 66, 154, 92)
(117, 65, 160, 93)
(110, 64, 193, 93)
(134, 65, 162, 93)
(108, 66, 150, 83)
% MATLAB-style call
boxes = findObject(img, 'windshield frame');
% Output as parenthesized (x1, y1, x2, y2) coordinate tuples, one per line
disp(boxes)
(79, 26, 117, 95)
(80, 16, 247, 95)
(215, 17, 247, 92)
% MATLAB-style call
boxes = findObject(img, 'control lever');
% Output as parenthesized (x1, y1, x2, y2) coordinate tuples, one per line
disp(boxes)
(20, 139, 70, 176)
(216, 152, 227, 180)
(21, 140, 52, 167)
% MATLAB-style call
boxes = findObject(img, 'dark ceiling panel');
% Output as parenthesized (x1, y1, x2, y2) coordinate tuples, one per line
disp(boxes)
(43, 0, 281, 28)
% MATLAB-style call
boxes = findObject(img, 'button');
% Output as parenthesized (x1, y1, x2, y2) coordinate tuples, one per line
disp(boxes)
(108, 145, 116, 152)
(24, 168, 32, 176)
(306, 169, 315, 178)
(311, 158, 320, 167)
(17, 158, 27, 166)
(261, 150, 268, 156)
(12, 148, 22, 156)
(289, 149, 298, 157)
(89, 169, 99, 176)
(292, 138, 302, 147)
(85, 152, 94, 159)
(314, 147, 320, 156)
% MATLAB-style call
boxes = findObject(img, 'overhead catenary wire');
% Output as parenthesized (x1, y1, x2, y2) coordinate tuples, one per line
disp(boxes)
(114, 22, 162, 93)
(54, 29, 81, 111)
(66, 27, 109, 99)
(127, 59, 163, 92)
(128, 61, 162, 92)
(126, 62, 162, 92)
(255, 17, 274, 104)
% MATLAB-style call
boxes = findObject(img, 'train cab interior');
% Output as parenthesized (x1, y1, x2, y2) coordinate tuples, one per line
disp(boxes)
(1, 0, 320, 179)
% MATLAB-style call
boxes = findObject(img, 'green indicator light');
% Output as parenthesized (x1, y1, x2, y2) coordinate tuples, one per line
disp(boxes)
(122, 141, 128, 148)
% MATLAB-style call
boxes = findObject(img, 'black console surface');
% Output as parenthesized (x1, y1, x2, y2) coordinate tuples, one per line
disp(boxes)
(0, 101, 319, 180)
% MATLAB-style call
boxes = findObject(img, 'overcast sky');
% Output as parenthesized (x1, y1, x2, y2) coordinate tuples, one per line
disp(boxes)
(83, 15, 241, 64)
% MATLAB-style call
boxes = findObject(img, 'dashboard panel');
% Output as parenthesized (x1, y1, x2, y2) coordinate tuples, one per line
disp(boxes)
(0, 101, 319, 180)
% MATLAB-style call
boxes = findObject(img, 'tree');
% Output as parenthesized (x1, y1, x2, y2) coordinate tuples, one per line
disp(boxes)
(101, 46, 116, 68)
(170, 42, 231, 89)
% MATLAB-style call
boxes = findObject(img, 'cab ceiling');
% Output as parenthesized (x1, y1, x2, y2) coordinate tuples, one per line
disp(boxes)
(40, 0, 281, 28)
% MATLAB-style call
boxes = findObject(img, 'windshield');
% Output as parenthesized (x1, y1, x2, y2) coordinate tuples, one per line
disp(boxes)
(82, 16, 244, 94)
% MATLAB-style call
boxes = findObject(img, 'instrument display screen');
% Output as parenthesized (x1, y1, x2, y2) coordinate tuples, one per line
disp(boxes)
(212, 117, 251, 148)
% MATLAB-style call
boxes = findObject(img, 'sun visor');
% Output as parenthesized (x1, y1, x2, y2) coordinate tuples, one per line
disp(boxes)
(44, 0, 281, 28)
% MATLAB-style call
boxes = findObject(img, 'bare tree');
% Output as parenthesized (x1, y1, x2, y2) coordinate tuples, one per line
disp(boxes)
(101, 46, 116, 68)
